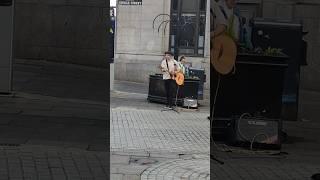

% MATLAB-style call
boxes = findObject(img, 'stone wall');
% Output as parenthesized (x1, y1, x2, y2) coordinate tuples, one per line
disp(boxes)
(13, 0, 109, 67)
(114, 0, 171, 83)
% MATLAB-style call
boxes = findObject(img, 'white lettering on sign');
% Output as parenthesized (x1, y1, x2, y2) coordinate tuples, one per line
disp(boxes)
(119, 0, 142, 5)
(247, 120, 267, 126)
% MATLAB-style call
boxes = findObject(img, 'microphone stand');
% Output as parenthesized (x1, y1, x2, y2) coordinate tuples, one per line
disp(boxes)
(209, 11, 224, 164)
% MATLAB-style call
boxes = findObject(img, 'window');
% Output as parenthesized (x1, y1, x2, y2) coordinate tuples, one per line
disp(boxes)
(170, 0, 207, 57)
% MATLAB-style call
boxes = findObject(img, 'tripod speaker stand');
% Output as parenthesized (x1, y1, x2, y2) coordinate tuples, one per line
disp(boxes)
(208, 8, 238, 164)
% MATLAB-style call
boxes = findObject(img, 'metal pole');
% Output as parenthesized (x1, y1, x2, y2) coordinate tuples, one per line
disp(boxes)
(110, 5, 116, 91)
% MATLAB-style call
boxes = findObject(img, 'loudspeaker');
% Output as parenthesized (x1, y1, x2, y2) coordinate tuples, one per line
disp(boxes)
(211, 54, 288, 119)
(228, 116, 281, 149)
(182, 98, 198, 108)
(212, 117, 232, 141)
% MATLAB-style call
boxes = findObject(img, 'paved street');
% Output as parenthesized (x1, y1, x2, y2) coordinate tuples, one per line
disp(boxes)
(0, 145, 108, 180)
(111, 108, 209, 153)
(110, 71, 320, 179)
(0, 59, 109, 179)
(0, 60, 320, 179)
(1, 59, 211, 179)
(110, 79, 211, 179)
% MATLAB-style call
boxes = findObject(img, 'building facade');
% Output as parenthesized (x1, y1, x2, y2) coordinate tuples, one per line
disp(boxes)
(114, 0, 320, 94)
(13, 0, 110, 67)
(10, 0, 320, 93)
(114, 0, 211, 93)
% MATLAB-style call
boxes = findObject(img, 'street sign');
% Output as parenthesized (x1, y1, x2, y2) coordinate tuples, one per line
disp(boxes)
(118, 0, 142, 5)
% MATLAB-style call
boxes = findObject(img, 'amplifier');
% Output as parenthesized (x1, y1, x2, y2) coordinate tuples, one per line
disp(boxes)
(212, 117, 232, 142)
(229, 116, 281, 149)
(182, 98, 198, 108)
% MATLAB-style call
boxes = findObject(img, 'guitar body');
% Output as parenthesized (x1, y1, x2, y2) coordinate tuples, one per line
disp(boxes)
(211, 34, 237, 75)
(163, 63, 185, 85)
(175, 72, 184, 86)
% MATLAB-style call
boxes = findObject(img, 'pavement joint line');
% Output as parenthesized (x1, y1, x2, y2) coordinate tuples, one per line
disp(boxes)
(111, 90, 148, 97)
(11, 92, 108, 106)
(14, 59, 108, 72)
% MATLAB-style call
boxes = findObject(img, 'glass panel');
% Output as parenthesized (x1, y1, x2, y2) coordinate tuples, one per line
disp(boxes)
(172, 0, 178, 11)
(200, 0, 206, 11)
(171, 35, 175, 46)
(170, 14, 178, 35)
(199, 14, 206, 36)
(198, 13, 206, 49)
(198, 49, 204, 55)
(179, 48, 195, 55)
(182, 0, 198, 12)
(181, 13, 196, 17)
(179, 14, 196, 48)
(198, 36, 204, 48)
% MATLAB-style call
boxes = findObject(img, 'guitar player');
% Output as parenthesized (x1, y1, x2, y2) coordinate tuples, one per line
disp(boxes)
(210, 0, 241, 119)
(160, 51, 181, 109)
(211, 0, 240, 42)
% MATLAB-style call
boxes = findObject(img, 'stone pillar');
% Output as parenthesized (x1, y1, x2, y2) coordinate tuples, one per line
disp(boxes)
(203, 0, 211, 92)
(0, 0, 14, 93)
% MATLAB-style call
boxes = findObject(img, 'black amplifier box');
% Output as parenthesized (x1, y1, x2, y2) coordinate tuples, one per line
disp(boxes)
(228, 116, 281, 149)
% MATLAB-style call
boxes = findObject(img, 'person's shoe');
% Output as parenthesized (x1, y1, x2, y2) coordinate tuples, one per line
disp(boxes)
(168, 106, 173, 110)
(164, 105, 170, 109)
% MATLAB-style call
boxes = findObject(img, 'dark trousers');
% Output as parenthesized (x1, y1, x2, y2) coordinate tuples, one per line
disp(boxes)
(164, 79, 176, 107)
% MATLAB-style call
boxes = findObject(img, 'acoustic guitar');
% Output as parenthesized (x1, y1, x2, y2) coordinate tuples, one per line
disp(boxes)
(161, 64, 185, 86)
(175, 72, 184, 86)
(211, 34, 237, 75)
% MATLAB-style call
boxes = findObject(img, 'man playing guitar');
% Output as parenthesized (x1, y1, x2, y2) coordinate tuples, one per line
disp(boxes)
(210, 0, 239, 119)
(211, 0, 240, 43)
(160, 51, 181, 109)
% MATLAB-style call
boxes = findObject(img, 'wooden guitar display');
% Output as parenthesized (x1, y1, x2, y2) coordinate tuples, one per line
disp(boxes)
(211, 34, 237, 75)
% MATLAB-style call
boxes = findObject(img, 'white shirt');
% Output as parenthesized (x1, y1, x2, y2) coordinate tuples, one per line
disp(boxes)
(212, 0, 240, 40)
(160, 58, 180, 80)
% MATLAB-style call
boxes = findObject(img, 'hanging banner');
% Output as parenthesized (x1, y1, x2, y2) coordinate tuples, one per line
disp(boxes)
(118, 0, 142, 5)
